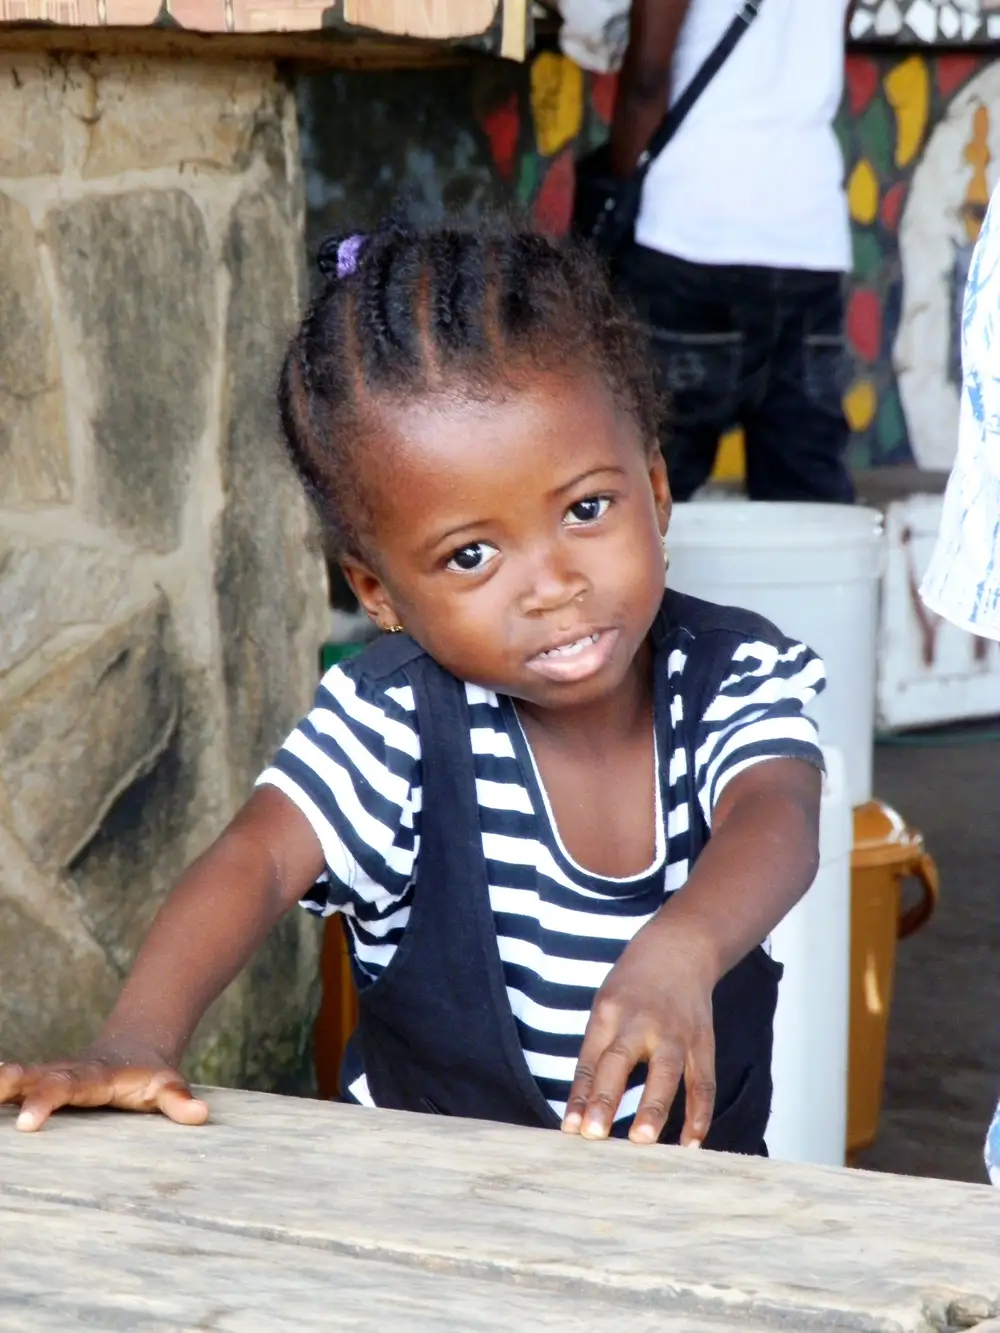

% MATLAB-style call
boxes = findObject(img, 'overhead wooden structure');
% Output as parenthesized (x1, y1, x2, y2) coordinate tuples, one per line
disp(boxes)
(0, 0, 531, 65)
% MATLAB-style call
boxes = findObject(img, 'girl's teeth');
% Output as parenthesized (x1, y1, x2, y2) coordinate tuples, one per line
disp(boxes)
(542, 633, 598, 658)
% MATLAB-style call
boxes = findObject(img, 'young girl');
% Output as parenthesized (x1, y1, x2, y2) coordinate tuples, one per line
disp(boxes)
(1, 223, 824, 1153)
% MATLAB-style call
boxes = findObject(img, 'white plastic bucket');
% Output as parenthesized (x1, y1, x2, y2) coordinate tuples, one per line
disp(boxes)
(666, 501, 884, 807)
(767, 746, 852, 1166)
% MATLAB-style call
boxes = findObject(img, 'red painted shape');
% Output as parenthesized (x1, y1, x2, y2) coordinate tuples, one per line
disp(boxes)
(590, 72, 619, 125)
(846, 55, 879, 116)
(937, 53, 982, 100)
(483, 93, 520, 180)
(847, 287, 882, 363)
(533, 149, 576, 236)
(881, 180, 907, 233)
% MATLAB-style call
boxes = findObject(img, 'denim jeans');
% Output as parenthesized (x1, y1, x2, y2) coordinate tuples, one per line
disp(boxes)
(618, 245, 854, 504)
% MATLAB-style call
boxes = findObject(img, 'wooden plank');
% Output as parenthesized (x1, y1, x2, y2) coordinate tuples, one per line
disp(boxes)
(0, 0, 501, 39)
(342, 0, 496, 39)
(0, 22, 484, 64)
(499, 0, 525, 59)
(0, 1196, 785, 1333)
(0, 1201, 726, 1332)
(0, 0, 519, 63)
(2, 1089, 998, 1332)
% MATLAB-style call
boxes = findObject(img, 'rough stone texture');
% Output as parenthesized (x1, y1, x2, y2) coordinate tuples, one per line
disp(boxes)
(0, 55, 69, 177)
(48, 189, 214, 552)
(80, 59, 289, 180)
(0, 592, 178, 872)
(0, 532, 137, 676)
(0, 53, 327, 1094)
(217, 186, 315, 796)
(0, 192, 72, 506)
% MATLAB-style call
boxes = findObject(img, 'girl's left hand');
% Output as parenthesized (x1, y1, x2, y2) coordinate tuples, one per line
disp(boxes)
(560, 917, 719, 1147)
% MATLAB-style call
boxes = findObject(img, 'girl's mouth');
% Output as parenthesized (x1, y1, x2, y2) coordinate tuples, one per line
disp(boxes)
(526, 629, 618, 683)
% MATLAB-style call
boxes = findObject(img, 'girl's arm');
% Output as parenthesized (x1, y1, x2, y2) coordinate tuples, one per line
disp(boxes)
(0, 787, 324, 1131)
(562, 757, 821, 1146)
(609, 0, 692, 178)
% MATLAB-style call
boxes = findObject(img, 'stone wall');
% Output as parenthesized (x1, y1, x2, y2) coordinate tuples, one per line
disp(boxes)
(0, 52, 328, 1093)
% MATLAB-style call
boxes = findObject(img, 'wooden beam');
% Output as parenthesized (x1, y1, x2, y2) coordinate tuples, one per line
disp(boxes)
(500, 0, 526, 60)
(0, 22, 495, 66)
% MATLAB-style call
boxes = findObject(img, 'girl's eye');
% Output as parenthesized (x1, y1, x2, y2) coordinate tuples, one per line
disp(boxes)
(446, 541, 499, 573)
(565, 495, 611, 526)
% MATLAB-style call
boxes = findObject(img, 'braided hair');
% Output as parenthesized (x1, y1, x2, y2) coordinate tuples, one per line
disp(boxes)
(278, 220, 660, 561)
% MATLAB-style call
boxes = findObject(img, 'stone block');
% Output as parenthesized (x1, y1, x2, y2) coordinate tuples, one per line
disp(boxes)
(0, 55, 67, 177)
(216, 185, 326, 797)
(0, 528, 136, 677)
(0, 821, 120, 1062)
(0, 893, 121, 1061)
(47, 190, 214, 552)
(0, 590, 179, 873)
(0, 192, 72, 506)
(80, 57, 287, 179)
(65, 667, 223, 978)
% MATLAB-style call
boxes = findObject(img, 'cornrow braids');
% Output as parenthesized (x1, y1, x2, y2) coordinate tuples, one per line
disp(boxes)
(277, 220, 661, 562)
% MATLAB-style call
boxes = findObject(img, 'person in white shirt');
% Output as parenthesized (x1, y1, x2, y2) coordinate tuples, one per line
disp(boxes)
(921, 183, 1000, 1189)
(611, 0, 855, 503)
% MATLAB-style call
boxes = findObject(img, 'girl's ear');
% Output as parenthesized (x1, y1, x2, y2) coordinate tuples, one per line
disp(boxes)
(341, 558, 402, 634)
(648, 447, 672, 537)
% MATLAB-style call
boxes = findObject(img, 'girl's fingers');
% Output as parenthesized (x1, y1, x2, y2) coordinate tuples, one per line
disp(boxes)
(679, 1030, 717, 1148)
(579, 1042, 635, 1140)
(153, 1080, 209, 1126)
(628, 1044, 684, 1145)
(562, 1003, 619, 1134)
(14, 1066, 113, 1132)
(4, 1062, 209, 1131)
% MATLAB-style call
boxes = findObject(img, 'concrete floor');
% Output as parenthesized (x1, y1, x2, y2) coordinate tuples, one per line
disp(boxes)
(853, 724, 1000, 1185)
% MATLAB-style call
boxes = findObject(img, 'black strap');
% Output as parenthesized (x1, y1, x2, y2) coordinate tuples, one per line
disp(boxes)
(635, 0, 764, 184)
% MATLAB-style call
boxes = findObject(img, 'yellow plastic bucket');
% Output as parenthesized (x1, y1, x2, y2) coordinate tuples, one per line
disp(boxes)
(847, 800, 939, 1158)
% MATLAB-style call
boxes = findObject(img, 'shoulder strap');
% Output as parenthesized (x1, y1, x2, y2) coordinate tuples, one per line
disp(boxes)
(346, 629, 428, 683)
(635, 0, 764, 183)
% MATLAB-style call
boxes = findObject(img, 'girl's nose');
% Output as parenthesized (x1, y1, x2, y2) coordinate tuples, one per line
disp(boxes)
(517, 547, 589, 616)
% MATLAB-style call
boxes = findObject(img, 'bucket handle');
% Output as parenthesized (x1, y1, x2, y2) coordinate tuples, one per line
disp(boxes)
(898, 852, 940, 940)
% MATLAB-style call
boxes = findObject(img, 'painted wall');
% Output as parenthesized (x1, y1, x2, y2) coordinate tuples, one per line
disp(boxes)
(298, 42, 1000, 474)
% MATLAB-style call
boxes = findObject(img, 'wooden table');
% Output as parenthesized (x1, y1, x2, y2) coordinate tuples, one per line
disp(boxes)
(2, 1089, 1000, 1332)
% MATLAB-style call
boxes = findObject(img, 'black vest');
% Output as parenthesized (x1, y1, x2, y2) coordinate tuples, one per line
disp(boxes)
(338, 590, 784, 1154)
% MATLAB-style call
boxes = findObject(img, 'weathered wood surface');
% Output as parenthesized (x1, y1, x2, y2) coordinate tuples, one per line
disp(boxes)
(0, 0, 528, 64)
(2, 1088, 999, 1332)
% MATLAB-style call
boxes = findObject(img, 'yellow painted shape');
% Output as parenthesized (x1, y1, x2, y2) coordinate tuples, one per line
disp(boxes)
(712, 427, 746, 482)
(844, 379, 877, 432)
(962, 103, 992, 244)
(848, 159, 879, 226)
(530, 51, 584, 158)
(884, 56, 930, 169)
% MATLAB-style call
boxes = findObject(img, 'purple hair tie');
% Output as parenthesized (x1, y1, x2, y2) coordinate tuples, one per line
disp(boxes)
(336, 233, 366, 278)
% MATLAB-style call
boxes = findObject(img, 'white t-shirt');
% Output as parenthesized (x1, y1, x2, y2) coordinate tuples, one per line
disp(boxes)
(635, 0, 852, 272)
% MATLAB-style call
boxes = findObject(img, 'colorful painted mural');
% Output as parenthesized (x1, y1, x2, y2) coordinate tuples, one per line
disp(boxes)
(838, 50, 998, 468)
(477, 45, 1000, 471)
(850, 0, 1000, 44)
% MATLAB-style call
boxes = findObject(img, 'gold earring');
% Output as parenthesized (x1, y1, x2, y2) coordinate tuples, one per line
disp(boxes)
(385, 623, 404, 634)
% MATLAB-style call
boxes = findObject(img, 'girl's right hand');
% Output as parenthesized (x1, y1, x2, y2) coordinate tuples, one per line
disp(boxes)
(0, 1052, 209, 1132)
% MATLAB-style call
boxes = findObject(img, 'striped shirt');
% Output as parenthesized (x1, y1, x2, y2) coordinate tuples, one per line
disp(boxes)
(258, 626, 824, 1132)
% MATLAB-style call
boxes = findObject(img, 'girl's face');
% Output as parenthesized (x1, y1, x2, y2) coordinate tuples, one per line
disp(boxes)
(343, 370, 671, 714)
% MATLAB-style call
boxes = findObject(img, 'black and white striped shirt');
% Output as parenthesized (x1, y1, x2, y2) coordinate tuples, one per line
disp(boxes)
(258, 627, 824, 1130)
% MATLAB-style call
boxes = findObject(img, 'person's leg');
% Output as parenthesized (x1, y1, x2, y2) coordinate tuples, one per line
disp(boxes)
(742, 270, 854, 504)
(618, 246, 746, 502)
